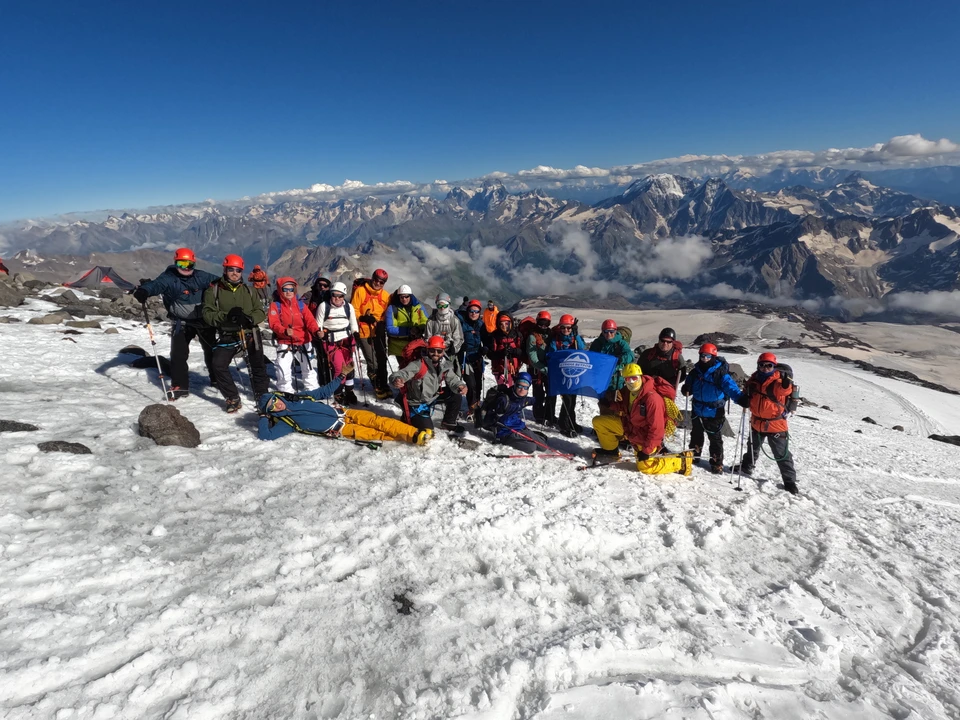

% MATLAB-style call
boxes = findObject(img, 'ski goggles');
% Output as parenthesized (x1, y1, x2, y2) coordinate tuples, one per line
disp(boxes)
(436, 302, 449, 309)
(280, 285, 297, 293)
(623, 375, 641, 384)
(758, 362, 776, 370)
(175, 259, 195, 270)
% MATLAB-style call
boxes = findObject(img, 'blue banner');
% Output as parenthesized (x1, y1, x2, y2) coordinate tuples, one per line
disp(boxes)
(547, 349, 617, 398)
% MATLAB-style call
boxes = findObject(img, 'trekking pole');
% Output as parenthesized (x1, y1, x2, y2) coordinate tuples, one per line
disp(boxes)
(682, 394, 689, 450)
(141, 302, 171, 402)
(498, 424, 574, 461)
(353, 342, 369, 406)
(734, 409, 748, 491)
(237, 329, 256, 402)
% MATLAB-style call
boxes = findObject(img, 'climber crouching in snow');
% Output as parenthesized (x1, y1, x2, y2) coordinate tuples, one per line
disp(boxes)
(477, 371, 549, 454)
(389, 335, 468, 433)
(258, 361, 431, 445)
(735, 352, 799, 494)
(591, 363, 692, 475)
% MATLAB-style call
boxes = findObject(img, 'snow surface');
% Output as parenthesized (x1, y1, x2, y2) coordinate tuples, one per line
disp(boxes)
(2, 298, 960, 719)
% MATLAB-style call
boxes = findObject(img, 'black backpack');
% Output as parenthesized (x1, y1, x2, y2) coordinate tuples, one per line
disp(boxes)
(772, 363, 800, 413)
(478, 385, 509, 431)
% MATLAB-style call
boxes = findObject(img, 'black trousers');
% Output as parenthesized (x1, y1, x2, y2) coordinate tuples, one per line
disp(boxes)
(556, 394, 578, 433)
(211, 332, 269, 401)
(690, 410, 726, 465)
(358, 324, 389, 392)
(408, 392, 462, 431)
(532, 374, 557, 423)
(741, 428, 797, 485)
(500, 429, 548, 454)
(312, 338, 333, 386)
(462, 356, 485, 412)
(170, 322, 217, 390)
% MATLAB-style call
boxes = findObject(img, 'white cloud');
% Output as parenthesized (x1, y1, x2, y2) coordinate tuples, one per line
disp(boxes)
(620, 235, 714, 282)
(637, 281, 681, 297)
(882, 289, 960, 316)
(879, 134, 959, 157)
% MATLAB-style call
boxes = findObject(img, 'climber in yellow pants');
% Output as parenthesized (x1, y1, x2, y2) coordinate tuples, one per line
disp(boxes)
(340, 409, 422, 443)
(590, 364, 691, 475)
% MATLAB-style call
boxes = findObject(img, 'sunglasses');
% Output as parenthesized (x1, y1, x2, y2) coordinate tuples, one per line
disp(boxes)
(559, 325, 572, 331)
(318, 282, 330, 288)
(399, 294, 411, 299)
(371, 279, 385, 286)
(659, 338, 674, 344)
(330, 292, 345, 299)
(602, 329, 616, 334)
(758, 362, 775, 369)
(175, 260, 195, 270)
(281, 286, 297, 293)
(700, 353, 714, 360)
(426, 349, 445, 356)
(225, 266, 242, 273)
(468, 308, 480, 314)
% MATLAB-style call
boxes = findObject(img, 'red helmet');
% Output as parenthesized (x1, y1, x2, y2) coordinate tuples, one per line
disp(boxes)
(372, 268, 389, 282)
(174, 248, 196, 263)
(559, 314, 575, 326)
(758, 352, 778, 364)
(699, 343, 718, 357)
(223, 254, 244, 270)
(426, 335, 446, 350)
(468, 299, 482, 310)
(601, 319, 617, 331)
(537, 310, 552, 322)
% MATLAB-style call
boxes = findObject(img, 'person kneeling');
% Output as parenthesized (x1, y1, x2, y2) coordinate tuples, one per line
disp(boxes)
(478, 372, 547, 453)
(389, 335, 468, 433)
(258, 363, 431, 445)
(590, 363, 692, 475)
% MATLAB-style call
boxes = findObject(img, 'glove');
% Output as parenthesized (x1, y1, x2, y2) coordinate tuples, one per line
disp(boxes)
(635, 450, 650, 462)
(781, 375, 792, 389)
(680, 386, 691, 397)
(359, 313, 377, 325)
(133, 287, 149, 303)
(339, 362, 355, 378)
(737, 394, 750, 408)
(227, 307, 254, 329)
(352, 331, 361, 342)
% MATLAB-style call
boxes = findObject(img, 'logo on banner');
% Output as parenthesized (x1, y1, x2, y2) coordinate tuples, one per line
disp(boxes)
(558, 351, 592, 389)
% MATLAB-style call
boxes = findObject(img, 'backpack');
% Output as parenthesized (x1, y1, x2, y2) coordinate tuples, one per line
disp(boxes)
(516, 316, 540, 366)
(774, 363, 800, 414)
(617, 326, 633, 345)
(350, 277, 368, 303)
(647, 375, 683, 439)
(399, 338, 428, 370)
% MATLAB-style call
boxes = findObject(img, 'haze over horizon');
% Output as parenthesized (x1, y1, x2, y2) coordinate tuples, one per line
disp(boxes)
(2, 0, 959, 221)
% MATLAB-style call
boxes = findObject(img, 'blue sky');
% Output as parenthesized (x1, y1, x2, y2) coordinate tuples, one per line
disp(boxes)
(1, 0, 958, 221)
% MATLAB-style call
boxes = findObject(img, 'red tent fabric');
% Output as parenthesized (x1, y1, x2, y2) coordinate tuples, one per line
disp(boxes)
(65, 266, 135, 291)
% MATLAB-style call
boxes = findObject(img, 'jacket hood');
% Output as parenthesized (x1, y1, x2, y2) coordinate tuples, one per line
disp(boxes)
(275, 276, 296, 287)
(258, 393, 289, 415)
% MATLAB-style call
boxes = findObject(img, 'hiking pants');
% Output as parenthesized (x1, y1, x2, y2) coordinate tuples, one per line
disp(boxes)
(532, 375, 557, 424)
(592, 415, 687, 475)
(170, 322, 217, 390)
(358, 324, 388, 392)
(500, 429, 548, 454)
(557, 394, 578, 433)
(690, 410, 726, 465)
(312, 338, 333, 386)
(211, 334, 269, 401)
(342, 409, 418, 443)
(323, 339, 356, 389)
(462, 356, 485, 414)
(275, 344, 320, 394)
(408, 392, 461, 432)
(741, 429, 797, 485)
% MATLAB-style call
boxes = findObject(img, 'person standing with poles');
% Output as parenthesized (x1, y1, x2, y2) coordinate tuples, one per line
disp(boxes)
(316, 281, 360, 405)
(680, 343, 743, 474)
(267, 277, 320, 394)
(202, 255, 268, 413)
(545, 314, 586, 437)
(132, 247, 218, 400)
(734, 352, 799, 494)
(351, 269, 392, 400)
(456, 298, 488, 421)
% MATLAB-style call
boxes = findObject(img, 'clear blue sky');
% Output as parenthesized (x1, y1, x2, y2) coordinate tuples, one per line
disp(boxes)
(1, 0, 958, 221)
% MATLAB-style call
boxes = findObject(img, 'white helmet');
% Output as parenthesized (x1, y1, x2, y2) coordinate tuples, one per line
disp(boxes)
(397, 284, 413, 295)
(330, 281, 347, 295)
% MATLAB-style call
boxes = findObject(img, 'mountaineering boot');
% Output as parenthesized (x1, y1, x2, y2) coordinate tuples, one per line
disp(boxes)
(690, 444, 702, 460)
(709, 456, 723, 474)
(442, 422, 466, 434)
(415, 428, 434, 446)
(680, 450, 694, 477)
(224, 398, 242, 413)
(732, 464, 753, 477)
(342, 387, 358, 405)
(166, 386, 189, 401)
(591, 447, 621, 465)
(375, 388, 393, 400)
(783, 480, 799, 495)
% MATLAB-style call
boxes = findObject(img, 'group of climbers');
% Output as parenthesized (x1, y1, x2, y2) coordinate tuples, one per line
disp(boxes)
(131, 250, 799, 491)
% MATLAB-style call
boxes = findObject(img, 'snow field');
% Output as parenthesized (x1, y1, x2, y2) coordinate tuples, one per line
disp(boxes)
(1, 296, 959, 718)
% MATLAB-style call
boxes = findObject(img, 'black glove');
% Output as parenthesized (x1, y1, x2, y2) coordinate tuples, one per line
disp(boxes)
(359, 313, 377, 325)
(133, 287, 149, 303)
(635, 450, 650, 462)
(781, 375, 792, 389)
(737, 394, 750, 408)
(680, 385, 691, 397)
(227, 307, 254, 329)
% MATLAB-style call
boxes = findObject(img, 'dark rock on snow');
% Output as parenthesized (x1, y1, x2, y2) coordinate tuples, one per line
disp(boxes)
(66, 320, 102, 329)
(0, 278, 26, 308)
(892, 425, 905, 432)
(0, 420, 40, 432)
(862, 417, 878, 425)
(120, 345, 148, 357)
(718, 345, 750, 354)
(929, 434, 960, 447)
(138, 404, 201, 448)
(38, 440, 92, 454)
(693, 332, 738, 345)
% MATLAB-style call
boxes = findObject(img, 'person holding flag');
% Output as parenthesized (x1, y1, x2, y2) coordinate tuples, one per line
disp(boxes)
(545, 314, 586, 437)
(591, 363, 692, 475)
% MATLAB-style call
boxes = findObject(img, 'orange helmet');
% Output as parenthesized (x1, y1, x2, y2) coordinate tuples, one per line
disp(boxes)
(223, 254, 244, 270)
(559, 314, 575, 326)
(174, 248, 196, 263)
(758, 352, 777, 364)
(699, 343, 718, 357)
(537, 310, 552, 322)
(601, 319, 617, 331)
(426, 335, 446, 350)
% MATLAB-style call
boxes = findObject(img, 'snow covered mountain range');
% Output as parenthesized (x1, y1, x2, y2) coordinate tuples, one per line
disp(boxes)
(3, 171, 960, 314)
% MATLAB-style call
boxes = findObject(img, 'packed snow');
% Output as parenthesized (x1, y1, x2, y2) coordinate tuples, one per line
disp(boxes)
(1, 294, 960, 719)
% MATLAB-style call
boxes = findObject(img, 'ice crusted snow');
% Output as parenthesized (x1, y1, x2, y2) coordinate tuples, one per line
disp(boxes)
(1, 296, 960, 718)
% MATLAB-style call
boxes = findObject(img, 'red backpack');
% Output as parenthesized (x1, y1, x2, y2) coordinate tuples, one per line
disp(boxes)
(516, 316, 539, 366)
